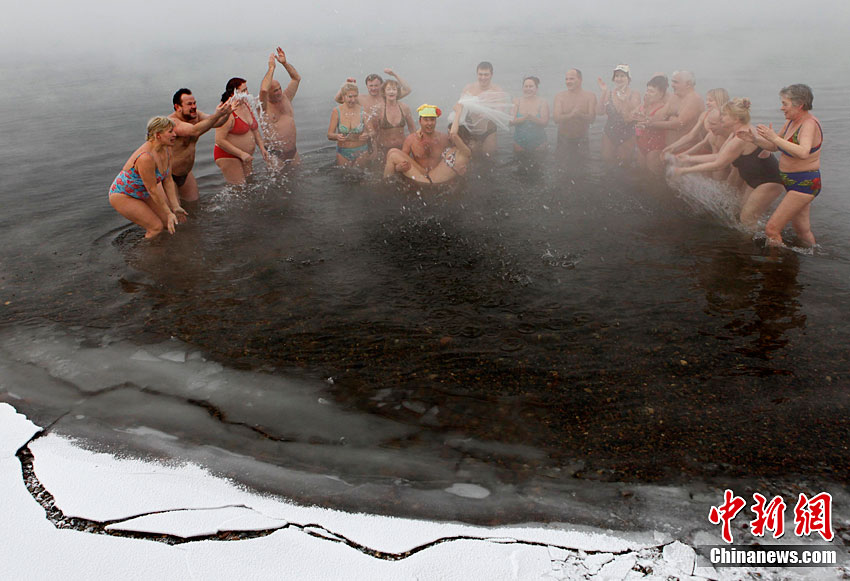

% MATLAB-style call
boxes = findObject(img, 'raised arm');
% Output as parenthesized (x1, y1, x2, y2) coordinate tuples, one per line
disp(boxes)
(385, 68, 411, 99)
(276, 48, 301, 100)
(260, 52, 277, 104)
(174, 101, 232, 138)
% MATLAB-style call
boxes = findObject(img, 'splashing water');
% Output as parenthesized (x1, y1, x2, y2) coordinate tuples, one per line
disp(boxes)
(667, 172, 743, 229)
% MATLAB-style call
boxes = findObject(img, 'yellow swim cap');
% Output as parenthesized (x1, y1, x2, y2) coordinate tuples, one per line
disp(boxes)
(417, 103, 442, 118)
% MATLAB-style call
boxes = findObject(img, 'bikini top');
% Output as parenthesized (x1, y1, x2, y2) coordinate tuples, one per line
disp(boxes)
(778, 118, 822, 156)
(380, 104, 406, 130)
(230, 111, 258, 135)
(337, 106, 365, 135)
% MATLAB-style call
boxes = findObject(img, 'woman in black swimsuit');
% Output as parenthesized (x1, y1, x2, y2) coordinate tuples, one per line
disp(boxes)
(372, 79, 415, 161)
(673, 98, 785, 229)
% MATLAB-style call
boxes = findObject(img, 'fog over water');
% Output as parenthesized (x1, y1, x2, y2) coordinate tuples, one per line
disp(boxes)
(2, 0, 850, 536)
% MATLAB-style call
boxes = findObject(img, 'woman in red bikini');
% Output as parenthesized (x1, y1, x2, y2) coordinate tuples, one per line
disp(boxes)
(214, 77, 269, 185)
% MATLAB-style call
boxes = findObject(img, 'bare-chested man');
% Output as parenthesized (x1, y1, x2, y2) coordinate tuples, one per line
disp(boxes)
(458, 61, 505, 156)
(645, 70, 704, 145)
(553, 68, 597, 158)
(259, 46, 301, 170)
(401, 104, 450, 172)
(334, 69, 412, 122)
(168, 89, 231, 202)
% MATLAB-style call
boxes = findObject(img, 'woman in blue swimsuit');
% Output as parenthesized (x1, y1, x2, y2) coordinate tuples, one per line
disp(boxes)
(108, 116, 186, 239)
(510, 76, 549, 153)
(327, 83, 372, 166)
(753, 84, 823, 248)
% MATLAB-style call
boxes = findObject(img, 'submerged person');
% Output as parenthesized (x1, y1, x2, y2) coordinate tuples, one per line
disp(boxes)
(259, 46, 302, 170)
(168, 88, 232, 203)
(214, 77, 269, 184)
(672, 98, 785, 229)
(751, 84, 823, 247)
(108, 116, 187, 239)
(327, 83, 372, 167)
(372, 79, 415, 160)
(553, 68, 597, 160)
(596, 64, 640, 165)
(384, 104, 471, 184)
(663, 88, 729, 156)
(510, 76, 550, 153)
(334, 70, 412, 122)
(645, 70, 704, 146)
(401, 103, 451, 171)
(633, 74, 670, 174)
(458, 61, 511, 157)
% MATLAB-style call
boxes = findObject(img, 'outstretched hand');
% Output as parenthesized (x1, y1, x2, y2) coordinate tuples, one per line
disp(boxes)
(275, 47, 287, 65)
(215, 100, 233, 117)
(383, 68, 396, 76)
(756, 123, 777, 142)
(736, 127, 755, 142)
(597, 77, 607, 92)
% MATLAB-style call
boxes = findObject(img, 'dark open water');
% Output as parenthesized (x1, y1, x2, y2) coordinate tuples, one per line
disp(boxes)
(1, 23, 849, 533)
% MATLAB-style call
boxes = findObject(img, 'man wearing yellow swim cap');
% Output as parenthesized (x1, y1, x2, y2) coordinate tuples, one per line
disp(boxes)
(401, 103, 450, 171)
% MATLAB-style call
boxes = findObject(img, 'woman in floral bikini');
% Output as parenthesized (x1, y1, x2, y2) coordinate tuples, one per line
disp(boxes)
(750, 84, 823, 248)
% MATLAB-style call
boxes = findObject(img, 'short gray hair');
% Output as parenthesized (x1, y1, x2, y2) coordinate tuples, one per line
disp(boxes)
(673, 70, 696, 86)
(780, 84, 814, 111)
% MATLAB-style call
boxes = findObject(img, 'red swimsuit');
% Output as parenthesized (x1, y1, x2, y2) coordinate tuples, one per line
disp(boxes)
(214, 111, 259, 160)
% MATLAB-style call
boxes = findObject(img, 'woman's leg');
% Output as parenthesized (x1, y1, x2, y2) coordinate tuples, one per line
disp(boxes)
(109, 193, 166, 239)
(739, 183, 783, 230)
(765, 190, 815, 246)
(600, 134, 615, 163)
(215, 158, 246, 185)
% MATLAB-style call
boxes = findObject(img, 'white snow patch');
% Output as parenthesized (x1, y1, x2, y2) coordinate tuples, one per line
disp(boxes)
(444, 482, 491, 499)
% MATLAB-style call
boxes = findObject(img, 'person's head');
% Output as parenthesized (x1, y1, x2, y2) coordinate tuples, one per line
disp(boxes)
(705, 88, 729, 112)
(268, 79, 284, 103)
(612, 64, 630, 87)
(365, 73, 383, 97)
(565, 68, 582, 90)
(417, 103, 441, 134)
(645, 75, 669, 102)
(522, 76, 540, 96)
(671, 70, 695, 96)
(706, 108, 724, 133)
(382, 79, 400, 101)
(477, 62, 493, 87)
(146, 116, 176, 143)
(172, 88, 197, 119)
(341, 82, 359, 106)
(221, 77, 247, 103)
(779, 84, 814, 118)
(721, 97, 751, 128)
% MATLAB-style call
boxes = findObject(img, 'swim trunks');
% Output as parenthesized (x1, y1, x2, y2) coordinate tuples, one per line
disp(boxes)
(172, 173, 188, 188)
(780, 169, 822, 197)
(337, 143, 369, 161)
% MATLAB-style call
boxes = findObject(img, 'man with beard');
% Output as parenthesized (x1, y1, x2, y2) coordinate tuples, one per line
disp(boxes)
(168, 89, 231, 202)
(259, 47, 302, 169)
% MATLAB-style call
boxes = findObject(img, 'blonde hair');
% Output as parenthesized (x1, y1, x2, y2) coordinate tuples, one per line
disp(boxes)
(722, 98, 751, 124)
(146, 116, 175, 140)
(706, 88, 729, 110)
(341, 82, 359, 96)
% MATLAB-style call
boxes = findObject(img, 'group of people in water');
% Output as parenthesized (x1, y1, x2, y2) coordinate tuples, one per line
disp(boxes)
(108, 51, 824, 250)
